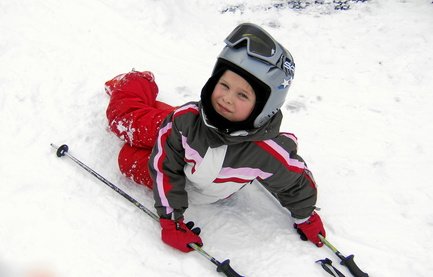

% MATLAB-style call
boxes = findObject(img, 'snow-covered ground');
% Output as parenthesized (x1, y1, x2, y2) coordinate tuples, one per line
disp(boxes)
(1, 0, 433, 276)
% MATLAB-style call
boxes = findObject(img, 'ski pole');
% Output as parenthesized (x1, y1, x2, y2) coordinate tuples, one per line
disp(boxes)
(51, 143, 243, 277)
(257, 181, 368, 276)
(318, 234, 368, 277)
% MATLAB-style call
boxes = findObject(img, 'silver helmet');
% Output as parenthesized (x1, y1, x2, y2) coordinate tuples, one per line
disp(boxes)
(215, 23, 295, 128)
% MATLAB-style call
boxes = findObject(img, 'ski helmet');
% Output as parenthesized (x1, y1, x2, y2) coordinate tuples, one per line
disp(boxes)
(214, 23, 295, 128)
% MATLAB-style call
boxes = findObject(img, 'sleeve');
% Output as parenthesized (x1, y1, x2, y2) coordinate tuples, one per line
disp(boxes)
(149, 112, 189, 220)
(255, 135, 318, 220)
(105, 70, 171, 148)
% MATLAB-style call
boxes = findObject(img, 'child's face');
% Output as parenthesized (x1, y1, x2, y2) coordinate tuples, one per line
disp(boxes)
(211, 70, 256, 122)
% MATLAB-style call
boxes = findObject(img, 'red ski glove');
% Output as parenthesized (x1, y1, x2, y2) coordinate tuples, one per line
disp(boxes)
(160, 218, 203, 253)
(294, 212, 326, 247)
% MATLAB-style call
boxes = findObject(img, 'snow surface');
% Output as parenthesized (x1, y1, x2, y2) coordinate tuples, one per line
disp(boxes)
(1, 0, 433, 276)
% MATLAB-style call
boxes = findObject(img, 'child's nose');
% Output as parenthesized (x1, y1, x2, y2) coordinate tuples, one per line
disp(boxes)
(222, 92, 233, 104)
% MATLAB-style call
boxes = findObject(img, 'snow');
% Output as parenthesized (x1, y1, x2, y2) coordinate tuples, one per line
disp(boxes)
(1, 0, 433, 276)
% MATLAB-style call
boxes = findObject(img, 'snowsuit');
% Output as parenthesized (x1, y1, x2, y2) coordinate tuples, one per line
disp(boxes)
(106, 70, 318, 222)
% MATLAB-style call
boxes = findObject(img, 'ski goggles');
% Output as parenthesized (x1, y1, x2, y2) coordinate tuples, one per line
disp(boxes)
(224, 23, 295, 78)
(225, 23, 277, 58)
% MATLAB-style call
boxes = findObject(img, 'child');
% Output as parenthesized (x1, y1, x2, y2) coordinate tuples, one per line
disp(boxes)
(105, 23, 326, 253)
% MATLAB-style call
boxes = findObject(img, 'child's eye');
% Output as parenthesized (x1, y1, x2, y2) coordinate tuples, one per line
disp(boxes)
(238, 92, 249, 99)
(219, 82, 229, 89)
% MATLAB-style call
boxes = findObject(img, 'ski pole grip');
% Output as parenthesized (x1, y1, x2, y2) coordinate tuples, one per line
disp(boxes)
(341, 254, 369, 277)
(216, 259, 244, 277)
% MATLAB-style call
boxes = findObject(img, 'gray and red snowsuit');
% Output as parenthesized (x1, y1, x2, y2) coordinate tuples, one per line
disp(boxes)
(106, 70, 318, 222)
